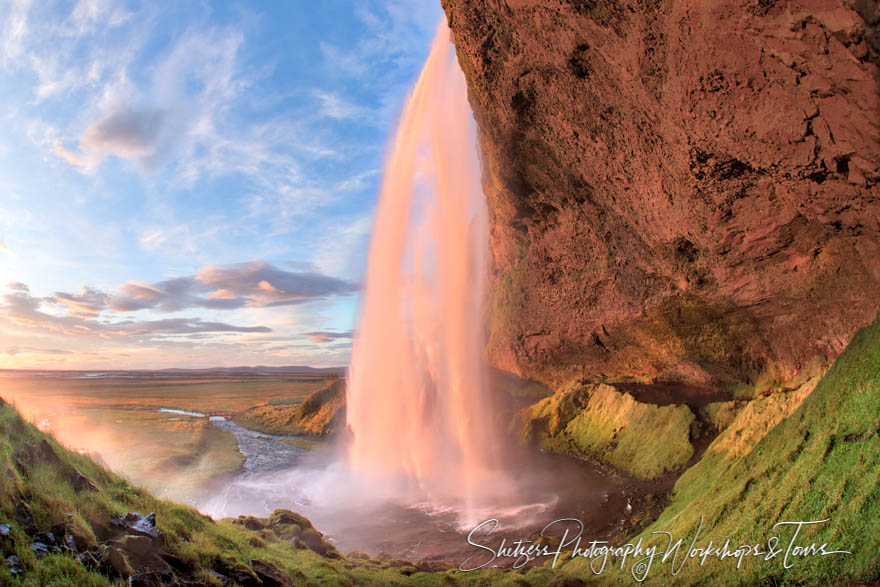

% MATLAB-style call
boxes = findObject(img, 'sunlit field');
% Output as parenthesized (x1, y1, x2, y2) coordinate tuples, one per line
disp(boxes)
(0, 372, 336, 504)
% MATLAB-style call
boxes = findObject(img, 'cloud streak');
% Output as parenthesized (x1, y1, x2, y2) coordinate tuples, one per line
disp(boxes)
(301, 330, 353, 344)
(110, 260, 358, 313)
(2, 287, 271, 339)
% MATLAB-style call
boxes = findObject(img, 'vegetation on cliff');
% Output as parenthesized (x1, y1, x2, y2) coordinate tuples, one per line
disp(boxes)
(0, 396, 459, 585)
(559, 313, 880, 584)
(233, 378, 346, 437)
(519, 383, 698, 479)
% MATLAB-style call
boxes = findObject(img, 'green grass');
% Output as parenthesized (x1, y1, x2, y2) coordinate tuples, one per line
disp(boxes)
(558, 314, 880, 584)
(0, 373, 337, 505)
(0, 399, 458, 585)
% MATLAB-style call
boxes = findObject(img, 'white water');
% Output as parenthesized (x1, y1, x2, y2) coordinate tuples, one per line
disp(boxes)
(345, 19, 509, 525)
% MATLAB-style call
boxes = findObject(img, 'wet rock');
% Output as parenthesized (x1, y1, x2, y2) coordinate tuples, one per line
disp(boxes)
(71, 469, 98, 492)
(4, 555, 22, 576)
(33, 531, 58, 547)
(111, 512, 163, 548)
(30, 542, 50, 559)
(77, 550, 101, 570)
(250, 559, 291, 587)
(130, 561, 175, 587)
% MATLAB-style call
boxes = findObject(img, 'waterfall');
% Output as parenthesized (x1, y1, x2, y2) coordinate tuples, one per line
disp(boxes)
(346, 19, 500, 521)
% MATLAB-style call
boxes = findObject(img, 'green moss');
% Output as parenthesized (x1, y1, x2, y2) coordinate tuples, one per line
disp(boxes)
(520, 383, 695, 479)
(565, 387, 695, 479)
(700, 400, 742, 432)
(558, 313, 880, 584)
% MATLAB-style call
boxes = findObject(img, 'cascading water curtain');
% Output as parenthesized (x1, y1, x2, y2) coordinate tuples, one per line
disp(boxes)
(346, 19, 500, 523)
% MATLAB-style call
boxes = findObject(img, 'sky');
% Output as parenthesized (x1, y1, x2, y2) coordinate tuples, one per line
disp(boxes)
(0, 0, 443, 369)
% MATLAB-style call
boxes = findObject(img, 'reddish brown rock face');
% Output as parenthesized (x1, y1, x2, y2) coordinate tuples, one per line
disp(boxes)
(443, 0, 880, 386)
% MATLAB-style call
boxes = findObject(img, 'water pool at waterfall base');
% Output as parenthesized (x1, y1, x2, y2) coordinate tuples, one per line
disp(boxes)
(200, 417, 630, 568)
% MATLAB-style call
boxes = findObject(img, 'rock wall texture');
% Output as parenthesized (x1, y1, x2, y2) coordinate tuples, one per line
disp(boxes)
(443, 0, 880, 386)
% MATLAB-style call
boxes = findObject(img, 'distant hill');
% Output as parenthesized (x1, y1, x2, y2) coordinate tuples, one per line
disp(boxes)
(158, 365, 346, 376)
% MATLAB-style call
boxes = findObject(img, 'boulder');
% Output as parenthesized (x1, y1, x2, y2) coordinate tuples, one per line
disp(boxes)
(71, 469, 98, 492)
(111, 512, 163, 548)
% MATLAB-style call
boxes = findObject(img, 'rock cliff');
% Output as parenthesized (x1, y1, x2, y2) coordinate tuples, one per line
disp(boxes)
(443, 0, 880, 386)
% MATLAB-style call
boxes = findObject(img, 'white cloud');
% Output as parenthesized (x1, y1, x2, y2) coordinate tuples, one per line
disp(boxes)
(313, 90, 369, 121)
(1, 0, 31, 65)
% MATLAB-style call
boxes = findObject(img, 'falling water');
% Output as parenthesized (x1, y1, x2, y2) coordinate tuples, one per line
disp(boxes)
(346, 19, 502, 522)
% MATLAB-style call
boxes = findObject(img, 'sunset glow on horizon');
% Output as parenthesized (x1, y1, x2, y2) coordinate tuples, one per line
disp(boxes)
(0, 0, 441, 370)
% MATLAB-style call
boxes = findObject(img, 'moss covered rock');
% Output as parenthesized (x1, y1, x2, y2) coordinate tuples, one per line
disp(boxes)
(520, 383, 697, 479)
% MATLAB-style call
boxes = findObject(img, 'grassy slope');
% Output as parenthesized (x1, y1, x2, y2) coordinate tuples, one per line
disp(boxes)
(559, 315, 880, 584)
(0, 401, 467, 586)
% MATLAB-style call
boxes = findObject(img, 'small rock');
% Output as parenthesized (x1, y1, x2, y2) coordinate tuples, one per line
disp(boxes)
(111, 512, 163, 548)
(250, 559, 290, 587)
(30, 542, 50, 559)
(4, 555, 21, 576)
(36, 531, 57, 544)
(71, 470, 98, 492)
(77, 550, 102, 569)
(0, 523, 10, 540)
(37, 439, 60, 464)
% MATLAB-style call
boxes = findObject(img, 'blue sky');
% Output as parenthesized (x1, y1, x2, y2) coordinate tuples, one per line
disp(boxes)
(0, 0, 443, 369)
